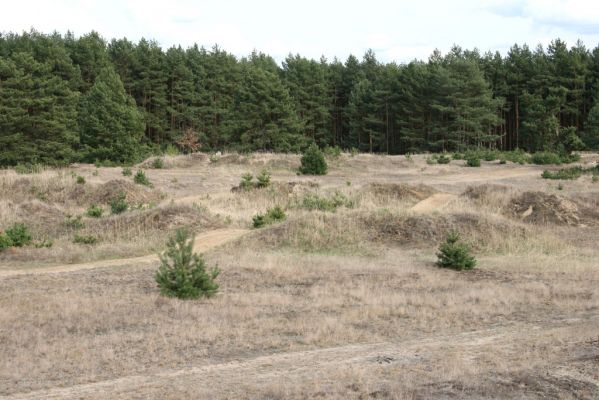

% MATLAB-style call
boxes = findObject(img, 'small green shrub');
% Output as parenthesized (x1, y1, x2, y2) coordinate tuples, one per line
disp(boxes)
(436, 231, 476, 271)
(437, 154, 451, 164)
(323, 145, 342, 158)
(73, 234, 98, 245)
(299, 192, 353, 212)
(299, 144, 328, 175)
(86, 204, 104, 218)
(155, 228, 220, 299)
(65, 215, 85, 229)
(151, 157, 164, 169)
(5, 223, 32, 247)
(499, 158, 507, 164)
(163, 144, 180, 156)
(465, 156, 481, 167)
(426, 155, 438, 165)
(240, 173, 254, 190)
(0, 234, 13, 250)
(541, 167, 583, 180)
(122, 167, 132, 176)
(76, 175, 86, 184)
(134, 170, 152, 186)
(252, 206, 286, 228)
(530, 152, 562, 165)
(256, 170, 271, 188)
(110, 193, 128, 214)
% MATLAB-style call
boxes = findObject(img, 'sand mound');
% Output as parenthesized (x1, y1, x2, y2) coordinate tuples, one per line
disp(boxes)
(0, 199, 66, 236)
(87, 180, 164, 205)
(253, 210, 524, 253)
(510, 192, 592, 226)
(462, 184, 511, 201)
(85, 204, 223, 238)
(367, 183, 436, 202)
(364, 211, 522, 247)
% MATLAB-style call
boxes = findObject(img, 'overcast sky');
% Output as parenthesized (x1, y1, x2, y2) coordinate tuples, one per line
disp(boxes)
(2, 0, 599, 63)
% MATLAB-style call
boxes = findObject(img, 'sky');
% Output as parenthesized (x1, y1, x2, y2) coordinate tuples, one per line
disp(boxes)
(2, 0, 599, 64)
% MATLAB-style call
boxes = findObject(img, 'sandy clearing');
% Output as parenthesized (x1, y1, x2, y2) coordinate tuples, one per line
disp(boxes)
(4, 312, 597, 399)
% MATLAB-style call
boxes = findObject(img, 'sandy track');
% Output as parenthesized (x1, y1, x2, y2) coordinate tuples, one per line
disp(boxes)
(410, 193, 457, 213)
(0, 229, 248, 278)
(4, 312, 597, 399)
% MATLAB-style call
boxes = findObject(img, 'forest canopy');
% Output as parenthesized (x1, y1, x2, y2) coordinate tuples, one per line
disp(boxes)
(1, 30, 599, 165)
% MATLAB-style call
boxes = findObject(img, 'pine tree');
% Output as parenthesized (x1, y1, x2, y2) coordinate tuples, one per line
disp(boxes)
(0, 50, 79, 166)
(228, 63, 304, 152)
(78, 67, 144, 163)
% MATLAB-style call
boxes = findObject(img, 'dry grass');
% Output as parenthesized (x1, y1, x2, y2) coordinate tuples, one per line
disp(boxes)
(1, 152, 599, 398)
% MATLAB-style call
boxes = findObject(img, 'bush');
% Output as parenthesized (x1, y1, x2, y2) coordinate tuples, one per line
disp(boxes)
(425, 155, 438, 165)
(436, 231, 476, 270)
(86, 204, 104, 218)
(530, 152, 562, 165)
(437, 154, 451, 164)
(465, 155, 481, 167)
(323, 145, 342, 158)
(541, 166, 593, 180)
(73, 234, 98, 245)
(299, 144, 327, 175)
(65, 215, 85, 229)
(155, 228, 220, 299)
(252, 206, 286, 228)
(5, 223, 32, 247)
(134, 170, 152, 186)
(0, 234, 13, 251)
(240, 173, 254, 190)
(122, 167, 132, 176)
(76, 175, 86, 184)
(151, 157, 164, 169)
(256, 170, 271, 188)
(299, 192, 353, 212)
(110, 193, 128, 214)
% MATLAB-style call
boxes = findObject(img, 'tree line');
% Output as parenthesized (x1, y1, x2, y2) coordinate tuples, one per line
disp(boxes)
(1, 30, 599, 166)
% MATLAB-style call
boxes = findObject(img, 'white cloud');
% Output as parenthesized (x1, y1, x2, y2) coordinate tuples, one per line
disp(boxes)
(1, 0, 599, 64)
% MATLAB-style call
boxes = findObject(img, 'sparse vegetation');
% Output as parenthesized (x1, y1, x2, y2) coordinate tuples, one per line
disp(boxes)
(541, 167, 583, 180)
(122, 167, 132, 176)
(76, 175, 86, 184)
(14, 163, 42, 174)
(240, 173, 254, 190)
(436, 231, 476, 270)
(155, 228, 220, 299)
(65, 215, 85, 229)
(298, 192, 353, 212)
(465, 154, 481, 167)
(0, 234, 13, 250)
(73, 234, 98, 245)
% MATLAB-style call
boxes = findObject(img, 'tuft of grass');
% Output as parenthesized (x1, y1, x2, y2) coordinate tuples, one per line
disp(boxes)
(76, 175, 86, 185)
(122, 167, 132, 176)
(65, 215, 85, 230)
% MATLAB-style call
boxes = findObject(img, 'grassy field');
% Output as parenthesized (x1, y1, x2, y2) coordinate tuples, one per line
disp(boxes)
(1, 152, 599, 399)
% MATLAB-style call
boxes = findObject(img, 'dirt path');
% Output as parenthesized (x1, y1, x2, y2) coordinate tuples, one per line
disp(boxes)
(0, 229, 248, 278)
(410, 193, 457, 213)
(4, 312, 597, 399)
